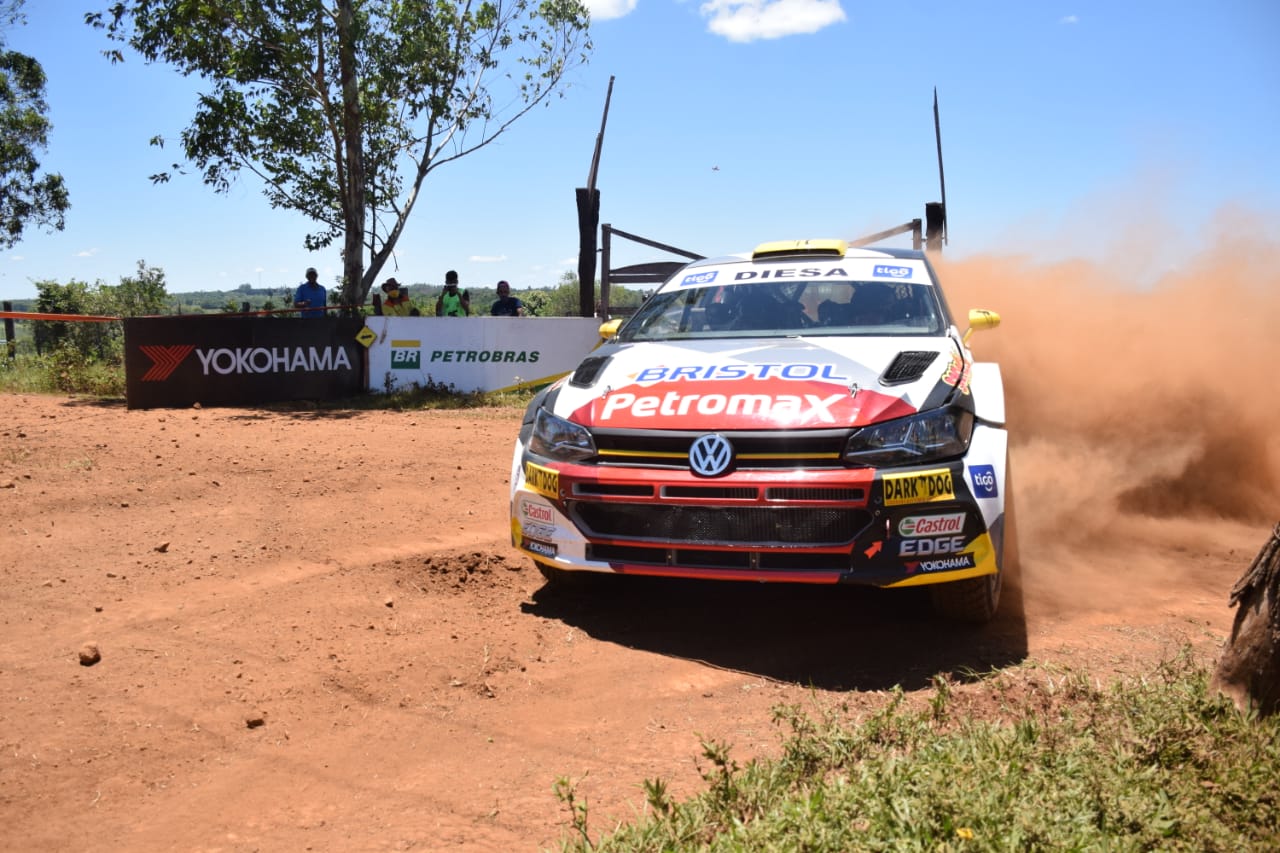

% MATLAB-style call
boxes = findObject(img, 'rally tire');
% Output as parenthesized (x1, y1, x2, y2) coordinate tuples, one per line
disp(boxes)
(534, 561, 595, 587)
(929, 570, 1002, 623)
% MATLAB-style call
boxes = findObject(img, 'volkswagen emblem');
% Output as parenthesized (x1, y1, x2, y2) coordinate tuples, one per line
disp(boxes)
(689, 434, 733, 477)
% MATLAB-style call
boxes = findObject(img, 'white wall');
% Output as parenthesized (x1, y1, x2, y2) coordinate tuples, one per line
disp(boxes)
(364, 316, 603, 393)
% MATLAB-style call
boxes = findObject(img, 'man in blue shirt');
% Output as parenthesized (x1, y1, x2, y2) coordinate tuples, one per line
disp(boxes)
(490, 280, 526, 316)
(294, 267, 327, 317)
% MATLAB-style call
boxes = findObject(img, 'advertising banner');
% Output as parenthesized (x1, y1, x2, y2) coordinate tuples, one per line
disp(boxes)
(363, 316, 602, 393)
(123, 316, 366, 409)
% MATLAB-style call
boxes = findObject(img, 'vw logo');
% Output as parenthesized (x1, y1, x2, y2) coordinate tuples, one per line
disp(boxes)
(689, 434, 733, 477)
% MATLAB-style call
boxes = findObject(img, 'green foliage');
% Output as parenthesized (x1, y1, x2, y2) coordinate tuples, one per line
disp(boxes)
(0, 4, 70, 249)
(13, 261, 171, 392)
(40, 347, 125, 396)
(88, 0, 592, 307)
(517, 271, 646, 317)
(105, 259, 169, 317)
(553, 653, 1280, 851)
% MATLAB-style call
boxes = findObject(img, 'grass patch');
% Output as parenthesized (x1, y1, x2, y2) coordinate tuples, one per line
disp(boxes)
(552, 652, 1279, 851)
(0, 352, 124, 397)
(320, 377, 535, 412)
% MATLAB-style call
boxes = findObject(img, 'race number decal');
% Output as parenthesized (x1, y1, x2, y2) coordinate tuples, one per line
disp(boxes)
(525, 462, 560, 500)
(882, 468, 954, 506)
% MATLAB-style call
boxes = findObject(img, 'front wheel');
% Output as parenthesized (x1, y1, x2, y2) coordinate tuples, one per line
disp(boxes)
(931, 469, 1017, 623)
(534, 561, 597, 588)
(929, 571, 1002, 623)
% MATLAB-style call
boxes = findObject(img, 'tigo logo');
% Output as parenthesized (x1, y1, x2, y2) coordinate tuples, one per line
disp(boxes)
(681, 271, 717, 287)
(969, 465, 998, 498)
(873, 265, 912, 279)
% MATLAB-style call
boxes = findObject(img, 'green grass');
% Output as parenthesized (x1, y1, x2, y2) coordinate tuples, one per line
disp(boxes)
(552, 652, 1279, 852)
(0, 352, 125, 396)
(319, 377, 536, 411)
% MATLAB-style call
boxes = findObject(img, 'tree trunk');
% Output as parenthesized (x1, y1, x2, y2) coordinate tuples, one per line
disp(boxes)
(337, 0, 366, 310)
(1211, 522, 1280, 716)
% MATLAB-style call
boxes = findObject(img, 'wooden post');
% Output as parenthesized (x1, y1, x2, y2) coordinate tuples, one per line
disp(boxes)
(2, 301, 14, 360)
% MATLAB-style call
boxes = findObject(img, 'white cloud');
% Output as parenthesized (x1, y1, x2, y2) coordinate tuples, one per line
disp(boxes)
(700, 0, 846, 43)
(9, 255, 23, 262)
(586, 0, 638, 22)
(75, 248, 99, 258)
(470, 254, 509, 263)
(1060, 15, 1079, 24)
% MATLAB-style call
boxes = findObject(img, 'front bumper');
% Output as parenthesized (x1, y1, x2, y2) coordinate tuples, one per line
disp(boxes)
(510, 424, 1010, 588)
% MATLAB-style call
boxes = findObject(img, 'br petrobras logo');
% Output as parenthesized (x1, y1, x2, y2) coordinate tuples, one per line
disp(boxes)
(391, 339, 421, 370)
(969, 464, 999, 498)
(689, 433, 733, 477)
(139, 345, 196, 381)
(680, 270, 718, 287)
(873, 265, 912, 279)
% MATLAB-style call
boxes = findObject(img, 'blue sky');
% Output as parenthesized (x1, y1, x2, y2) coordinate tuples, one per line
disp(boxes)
(2, 1, 1277, 300)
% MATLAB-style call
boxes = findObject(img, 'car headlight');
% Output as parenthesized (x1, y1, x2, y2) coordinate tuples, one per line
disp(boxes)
(529, 408, 596, 462)
(844, 406, 973, 467)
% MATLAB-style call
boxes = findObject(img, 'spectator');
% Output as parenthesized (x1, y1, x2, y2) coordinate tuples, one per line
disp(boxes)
(293, 267, 327, 318)
(436, 270, 470, 317)
(380, 278, 413, 316)
(490, 280, 526, 317)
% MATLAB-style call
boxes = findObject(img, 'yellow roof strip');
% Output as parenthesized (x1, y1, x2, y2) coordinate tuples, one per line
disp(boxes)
(752, 238, 849, 260)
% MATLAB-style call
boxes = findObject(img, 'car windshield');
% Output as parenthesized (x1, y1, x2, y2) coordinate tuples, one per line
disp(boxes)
(616, 279, 946, 342)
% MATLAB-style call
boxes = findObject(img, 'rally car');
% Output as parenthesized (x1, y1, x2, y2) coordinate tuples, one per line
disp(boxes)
(509, 239, 1014, 622)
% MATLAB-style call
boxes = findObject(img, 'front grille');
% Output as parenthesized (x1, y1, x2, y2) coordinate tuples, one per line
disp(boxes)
(588, 543, 855, 572)
(593, 428, 851, 471)
(570, 503, 871, 547)
(662, 485, 757, 500)
(575, 482, 654, 497)
(765, 487, 865, 501)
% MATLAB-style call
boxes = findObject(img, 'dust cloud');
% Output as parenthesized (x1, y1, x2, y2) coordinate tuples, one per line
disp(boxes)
(934, 216, 1280, 615)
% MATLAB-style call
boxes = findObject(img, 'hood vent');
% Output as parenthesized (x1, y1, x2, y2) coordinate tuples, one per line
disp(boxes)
(880, 350, 939, 386)
(570, 355, 611, 388)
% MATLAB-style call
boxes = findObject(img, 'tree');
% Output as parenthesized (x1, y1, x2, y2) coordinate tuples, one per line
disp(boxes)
(33, 260, 169, 358)
(0, 1, 70, 248)
(98, 259, 169, 317)
(89, 0, 591, 307)
(544, 269, 645, 316)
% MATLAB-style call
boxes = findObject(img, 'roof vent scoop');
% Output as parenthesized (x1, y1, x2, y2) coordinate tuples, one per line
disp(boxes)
(570, 355, 611, 388)
(880, 351, 939, 386)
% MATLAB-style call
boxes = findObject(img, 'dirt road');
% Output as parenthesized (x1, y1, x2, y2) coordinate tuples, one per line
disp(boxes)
(1, 384, 1271, 852)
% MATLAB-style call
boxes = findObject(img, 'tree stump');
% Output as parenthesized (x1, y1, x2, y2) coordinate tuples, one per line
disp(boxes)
(1211, 523, 1280, 716)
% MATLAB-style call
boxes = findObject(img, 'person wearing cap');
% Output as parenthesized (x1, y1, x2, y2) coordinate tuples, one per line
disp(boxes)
(294, 267, 327, 318)
(380, 277, 413, 316)
(435, 270, 470, 317)
(490, 280, 526, 317)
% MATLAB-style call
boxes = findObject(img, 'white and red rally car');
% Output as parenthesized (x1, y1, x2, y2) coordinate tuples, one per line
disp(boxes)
(510, 239, 1014, 621)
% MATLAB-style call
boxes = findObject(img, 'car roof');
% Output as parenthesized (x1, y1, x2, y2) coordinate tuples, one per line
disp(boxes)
(680, 244, 929, 271)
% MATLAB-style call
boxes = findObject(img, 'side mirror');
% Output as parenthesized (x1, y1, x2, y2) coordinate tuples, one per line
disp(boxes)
(598, 318, 623, 341)
(962, 309, 1001, 345)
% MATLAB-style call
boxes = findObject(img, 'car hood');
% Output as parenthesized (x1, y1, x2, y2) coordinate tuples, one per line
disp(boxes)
(557, 335, 969, 431)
